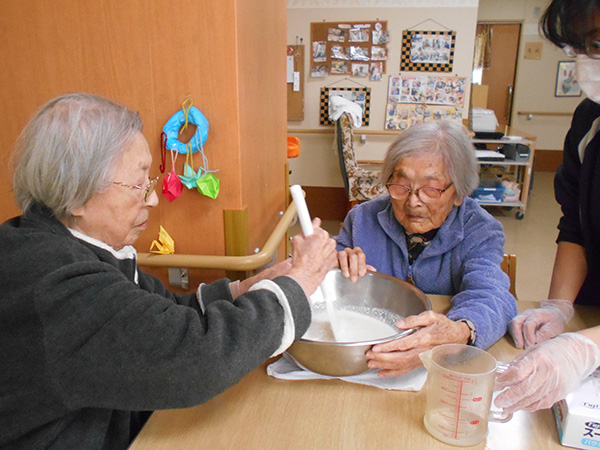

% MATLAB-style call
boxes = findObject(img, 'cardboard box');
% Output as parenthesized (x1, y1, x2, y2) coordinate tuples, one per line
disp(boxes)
(472, 108, 499, 132)
(553, 370, 600, 449)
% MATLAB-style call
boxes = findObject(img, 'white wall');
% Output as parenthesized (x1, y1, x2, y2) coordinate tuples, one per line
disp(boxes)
(477, 0, 581, 151)
(287, 0, 479, 187)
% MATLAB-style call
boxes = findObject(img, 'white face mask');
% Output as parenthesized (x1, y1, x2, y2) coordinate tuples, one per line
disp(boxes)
(576, 55, 600, 103)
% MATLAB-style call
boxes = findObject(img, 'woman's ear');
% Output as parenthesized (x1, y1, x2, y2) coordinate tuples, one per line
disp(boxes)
(70, 204, 85, 219)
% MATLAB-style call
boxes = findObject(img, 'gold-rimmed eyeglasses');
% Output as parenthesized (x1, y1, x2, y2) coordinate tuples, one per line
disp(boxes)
(111, 177, 159, 203)
(386, 182, 454, 204)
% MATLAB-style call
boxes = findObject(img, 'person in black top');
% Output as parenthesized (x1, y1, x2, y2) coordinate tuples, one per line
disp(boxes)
(495, 0, 600, 414)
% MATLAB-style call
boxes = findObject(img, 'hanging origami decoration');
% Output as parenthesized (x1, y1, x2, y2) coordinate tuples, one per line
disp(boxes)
(149, 226, 175, 254)
(197, 173, 220, 199)
(161, 146, 183, 202)
(161, 98, 220, 199)
(179, 146, 200, 189)
(162, 98, 209, 154)
(192, 132, 220, 199)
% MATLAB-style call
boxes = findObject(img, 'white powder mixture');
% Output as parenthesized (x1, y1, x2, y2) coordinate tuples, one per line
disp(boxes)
(302, 309, 400, 343)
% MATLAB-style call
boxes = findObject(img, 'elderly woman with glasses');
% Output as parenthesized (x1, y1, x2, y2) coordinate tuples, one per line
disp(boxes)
(335, 119, 517, 378)
(0, 93, 337, 449)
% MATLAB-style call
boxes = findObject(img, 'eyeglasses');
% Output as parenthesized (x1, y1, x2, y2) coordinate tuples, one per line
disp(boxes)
(386, 182, 454, 204)
(111, 177, 159, 203)
(562, 32, 600, 59)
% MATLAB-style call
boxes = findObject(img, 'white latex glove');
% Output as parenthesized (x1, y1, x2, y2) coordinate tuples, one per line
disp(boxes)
(508, 299, 574, 349)
(494, 333, 600, 414)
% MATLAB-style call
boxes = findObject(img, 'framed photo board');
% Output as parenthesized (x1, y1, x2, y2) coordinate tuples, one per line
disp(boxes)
(555, 61, 581, 97)
(311, 20, 389, 79)
(400, 30, 456, 72)
(319, 86, 371, 126)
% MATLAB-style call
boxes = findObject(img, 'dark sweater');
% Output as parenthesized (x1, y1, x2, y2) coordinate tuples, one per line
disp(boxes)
(555, 98, 600, 305)
(0, 204, 311, 449)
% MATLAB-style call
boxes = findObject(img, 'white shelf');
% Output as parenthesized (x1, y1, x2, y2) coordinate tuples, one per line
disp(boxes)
(473, 138, 533, 145)
(475, 200, 523, 208)
(477, 159, 531, 167)
(472, 134, 534, 220)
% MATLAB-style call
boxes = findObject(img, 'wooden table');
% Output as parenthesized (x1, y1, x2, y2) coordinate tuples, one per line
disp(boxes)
(130, 297, 600, 450)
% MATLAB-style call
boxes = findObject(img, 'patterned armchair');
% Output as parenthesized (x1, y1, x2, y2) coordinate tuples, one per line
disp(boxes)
(336, 112, 386, 203)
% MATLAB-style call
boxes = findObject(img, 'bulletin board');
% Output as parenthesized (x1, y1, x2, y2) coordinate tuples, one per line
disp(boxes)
(310, 20, 389, 80)
(287, 45, 304, 120)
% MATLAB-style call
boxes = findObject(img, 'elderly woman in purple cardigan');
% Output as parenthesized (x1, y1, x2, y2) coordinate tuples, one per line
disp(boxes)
(335, 120, 517, 378)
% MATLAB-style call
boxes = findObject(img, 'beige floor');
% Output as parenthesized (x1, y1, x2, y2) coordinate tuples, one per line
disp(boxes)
(489, 171, 561, 302)
(294, 171, 561, 303)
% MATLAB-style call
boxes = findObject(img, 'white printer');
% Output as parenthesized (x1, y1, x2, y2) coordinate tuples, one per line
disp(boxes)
(471, 108, 499, 132)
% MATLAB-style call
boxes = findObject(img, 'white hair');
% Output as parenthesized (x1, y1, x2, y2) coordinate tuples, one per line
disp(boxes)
(12, 93, 143, 218)
(380, 120, 480, 199)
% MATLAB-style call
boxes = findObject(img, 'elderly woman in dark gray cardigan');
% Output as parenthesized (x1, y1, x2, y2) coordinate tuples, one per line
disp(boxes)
(336, 120, 517, 378)
(0, 93, 337, 450)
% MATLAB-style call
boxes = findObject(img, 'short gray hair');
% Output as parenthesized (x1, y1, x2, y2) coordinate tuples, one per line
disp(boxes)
(12, 93, 143, 218)
(380, 120, 479, 200)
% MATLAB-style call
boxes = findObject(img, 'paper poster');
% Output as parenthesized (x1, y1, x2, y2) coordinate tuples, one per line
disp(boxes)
(384, 103, 462, 130)
(387, 74, 466, 107)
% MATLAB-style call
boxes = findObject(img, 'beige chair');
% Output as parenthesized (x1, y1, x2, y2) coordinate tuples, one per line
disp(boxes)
(501, 253, 517, 298)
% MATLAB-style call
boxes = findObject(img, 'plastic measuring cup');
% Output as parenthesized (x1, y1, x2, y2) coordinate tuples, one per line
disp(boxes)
(419, 344, 512, 447)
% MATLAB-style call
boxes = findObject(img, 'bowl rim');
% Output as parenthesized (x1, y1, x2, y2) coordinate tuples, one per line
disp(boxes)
(298, 269, 432, 346)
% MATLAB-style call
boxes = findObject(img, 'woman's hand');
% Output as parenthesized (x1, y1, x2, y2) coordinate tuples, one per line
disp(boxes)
(508, 299, 575, 349)
(236, 259, 293, 297)
(366, 311, 471, 377)
(234, 218, 336, 299)
(286, 218, 338, 298)
(337, 247, 376, 282)
(495, 332, 600, 414)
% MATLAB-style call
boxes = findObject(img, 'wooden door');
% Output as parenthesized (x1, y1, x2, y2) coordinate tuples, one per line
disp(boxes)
(478, 23, 521, 129)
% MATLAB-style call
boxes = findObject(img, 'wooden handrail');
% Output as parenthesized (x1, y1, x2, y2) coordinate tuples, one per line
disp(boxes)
(288, 128, 400, 136)
(517, 111, 573, 119)
(137, 201, 297, 271)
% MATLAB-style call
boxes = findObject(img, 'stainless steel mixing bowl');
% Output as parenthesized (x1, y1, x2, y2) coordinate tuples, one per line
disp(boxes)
(287, 269, 431, 377)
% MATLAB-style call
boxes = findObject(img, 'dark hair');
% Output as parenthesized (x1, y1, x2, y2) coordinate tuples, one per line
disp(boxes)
(540, 0, 600, 50)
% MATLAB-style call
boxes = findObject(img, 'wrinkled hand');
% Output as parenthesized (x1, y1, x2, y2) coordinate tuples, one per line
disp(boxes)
(508, 299, 575, 349)
(286, 218, 338, 298)
(494, 333, 600, 414)
(337, 247, 376, 283)
(366, 311, 471, 378)
(237, 259, 293, 297)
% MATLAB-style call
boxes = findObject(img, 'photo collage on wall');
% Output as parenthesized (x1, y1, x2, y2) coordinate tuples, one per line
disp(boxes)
(311, 20, 389, 81)
(400, 30, 456, 72)
(319, 86, 371, 126)
(384, 74, 465, 130)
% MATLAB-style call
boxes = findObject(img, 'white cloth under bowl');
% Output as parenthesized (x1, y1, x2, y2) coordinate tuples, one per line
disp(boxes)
(267, 352, 427, 391)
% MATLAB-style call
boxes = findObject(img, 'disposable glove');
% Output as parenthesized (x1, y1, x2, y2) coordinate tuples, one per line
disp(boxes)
(494, 332, 600, 414)
(508, 299, 574, 349)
